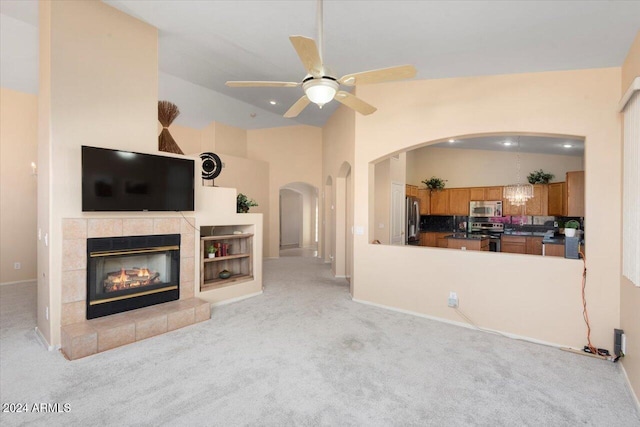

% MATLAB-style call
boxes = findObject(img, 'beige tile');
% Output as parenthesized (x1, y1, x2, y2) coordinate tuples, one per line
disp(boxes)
(61, 323, 97, 360)
(180, 257, 195, 283)
(62, 239, 86, 271)
(88, 219, 123, 238)
(61, 301, 86, 326)
(122, 218, 154, 236)
(135, 314, 168, 340)
(61, 269, 86, 303)
(167, 308, 195, 331)
(96, 323, 135, 352)
(62, 219, 87, 240)
(181, 217, 197, 235)
(180, 233, 195, 258)
(194, 301, 211, 323)
(180, 280, 194, 300)
(153, 218, 181, 235)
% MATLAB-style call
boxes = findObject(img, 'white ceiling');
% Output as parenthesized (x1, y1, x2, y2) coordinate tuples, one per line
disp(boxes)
(1, 1, 639, 129)
(431, 135, 585, 157)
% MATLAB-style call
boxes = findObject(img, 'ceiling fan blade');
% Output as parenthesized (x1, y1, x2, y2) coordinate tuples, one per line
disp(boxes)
(334, 91, 377, 115)
(289, 36, 323, 77)
(226, 81, 300, 88)
(284, 96, 311, 118)
(338, 65, 417, 86)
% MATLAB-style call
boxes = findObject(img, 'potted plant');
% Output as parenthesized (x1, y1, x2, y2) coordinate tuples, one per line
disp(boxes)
(237, 193, 258, 213)
(564, 220, 580, 237)
(527, 169, 554, 184)
(421, 176, 447, 191)
(207, 245, 217, 258)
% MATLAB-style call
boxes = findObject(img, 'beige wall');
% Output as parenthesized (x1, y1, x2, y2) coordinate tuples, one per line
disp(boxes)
(406, 146, 584, 188)
(247, 125, 322, 258)
(322, 105, 355, 273)
(620, 30, 640, 401)
(373, 159, 391, 244)
(0, 88, 38, 284)
(41, 0, 159, 345)
(350, 68, 621, 352)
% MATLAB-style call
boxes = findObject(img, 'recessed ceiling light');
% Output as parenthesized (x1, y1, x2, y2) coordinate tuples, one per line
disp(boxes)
(563, 144, 573, 148)
(448, 139, 455, 143)
(269, 100, 277, 105)
(503, 141, 512, 146)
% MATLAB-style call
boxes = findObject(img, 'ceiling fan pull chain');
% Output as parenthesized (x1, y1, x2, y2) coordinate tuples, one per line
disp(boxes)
(317, 0, 324, 68)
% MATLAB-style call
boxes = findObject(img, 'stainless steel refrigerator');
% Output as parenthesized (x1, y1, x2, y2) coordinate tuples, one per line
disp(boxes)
(406, 196, 420, 245)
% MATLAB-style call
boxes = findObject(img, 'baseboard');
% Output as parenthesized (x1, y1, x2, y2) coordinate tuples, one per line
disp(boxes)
(210, 290, 263, 307)
(620, 362, 640, 411)
(0, 279, 37, 286)
(352, 297, 567, 350)
(34, 327, 57, 351)
(334, 275, 347, 279)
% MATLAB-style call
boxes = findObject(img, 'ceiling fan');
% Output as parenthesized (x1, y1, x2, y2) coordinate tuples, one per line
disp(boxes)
(225, 0, 417, 118)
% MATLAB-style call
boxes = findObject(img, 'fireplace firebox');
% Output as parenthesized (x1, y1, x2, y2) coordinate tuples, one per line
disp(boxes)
(86, 234, 180, 319)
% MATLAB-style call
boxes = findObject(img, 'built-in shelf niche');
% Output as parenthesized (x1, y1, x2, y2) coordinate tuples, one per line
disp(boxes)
(199, 225, 254, 291)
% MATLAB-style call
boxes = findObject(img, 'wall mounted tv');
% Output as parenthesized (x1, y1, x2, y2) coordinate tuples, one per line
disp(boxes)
(82, 146, 194, 212)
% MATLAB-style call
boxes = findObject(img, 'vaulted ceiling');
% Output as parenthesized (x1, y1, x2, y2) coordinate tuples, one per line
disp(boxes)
(1, 1, 639, 130)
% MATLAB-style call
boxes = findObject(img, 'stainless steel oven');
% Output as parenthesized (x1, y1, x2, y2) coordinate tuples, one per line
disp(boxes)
(470, 222, 503, 252)
(469, 201, 503, 217)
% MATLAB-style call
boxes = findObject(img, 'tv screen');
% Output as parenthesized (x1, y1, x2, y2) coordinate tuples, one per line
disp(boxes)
(82, 146, 194, 212)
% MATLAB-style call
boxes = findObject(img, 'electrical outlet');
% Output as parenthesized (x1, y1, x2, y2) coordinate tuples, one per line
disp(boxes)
(461, 246, 466, 251)
(14, 262, 21, 270)
(448, 291, 458, 308)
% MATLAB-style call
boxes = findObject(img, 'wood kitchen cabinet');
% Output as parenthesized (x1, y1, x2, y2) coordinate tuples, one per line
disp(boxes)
(430, 190, 449, 215)
(543, 243, 565, 257)
(566, 171, 585, 217)
(447, 238, 489, 251)
(421, 232, 451, 247)
(501, 235, 526, 254)
(406, 184, 418, 197)
(417, 189, 430, 215)
(485, 186, 503, 201)
(448, 188, 470, 215)
(503, 185, 548, 216)
(526, 236, 543, 255)
(469, 187, 485, 201)
(547, 182, 566, 216)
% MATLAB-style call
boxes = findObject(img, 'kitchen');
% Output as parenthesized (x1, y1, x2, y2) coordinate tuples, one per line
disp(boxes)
(375, 134, 585, 259)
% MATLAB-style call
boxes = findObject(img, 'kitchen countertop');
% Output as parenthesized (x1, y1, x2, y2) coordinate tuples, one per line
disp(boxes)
(446, 233, 490, 240)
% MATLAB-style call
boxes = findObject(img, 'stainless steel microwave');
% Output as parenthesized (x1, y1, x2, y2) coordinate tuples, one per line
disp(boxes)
(469, 201, 503, 217)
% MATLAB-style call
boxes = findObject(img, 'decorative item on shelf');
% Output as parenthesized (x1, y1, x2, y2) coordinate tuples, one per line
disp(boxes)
(218, 269, 232, 279)
(564, 220, 580, 237)
(207, 245, 217, 258)
(527, 169, 555, 184)
(503, 137, 534, 206)
(199, 152, 223, 187)
(421, 176, 447, 191)
(237, 193, 258, 213)
(158, 100, 184, 155)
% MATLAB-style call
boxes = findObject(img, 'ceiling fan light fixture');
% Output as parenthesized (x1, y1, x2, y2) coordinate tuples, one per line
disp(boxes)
(303, 78, 338, 108)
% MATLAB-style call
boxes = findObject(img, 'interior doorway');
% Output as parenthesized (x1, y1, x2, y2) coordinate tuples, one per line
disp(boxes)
(279, 182, 319, 258)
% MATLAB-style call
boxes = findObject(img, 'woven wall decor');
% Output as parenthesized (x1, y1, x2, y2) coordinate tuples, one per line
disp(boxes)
(158, 100, 184, 155)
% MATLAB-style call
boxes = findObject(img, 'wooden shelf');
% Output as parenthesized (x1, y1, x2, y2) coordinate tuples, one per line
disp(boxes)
(203, 253, 250, 263)
(200, 231, 254, 293)
(201, 274, 253, 290)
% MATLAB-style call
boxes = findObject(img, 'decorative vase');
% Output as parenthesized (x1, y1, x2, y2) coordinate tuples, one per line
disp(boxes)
(208, 253, 215, 258)
(565, 228, 576, 237)
(219, 270, 231, 279)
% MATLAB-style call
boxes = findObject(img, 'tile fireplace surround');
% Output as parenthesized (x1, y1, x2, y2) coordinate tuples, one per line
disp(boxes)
(60, 217, 210, 360)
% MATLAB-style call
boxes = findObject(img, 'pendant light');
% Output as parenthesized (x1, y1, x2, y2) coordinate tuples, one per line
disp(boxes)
(503, 137, 533, 206)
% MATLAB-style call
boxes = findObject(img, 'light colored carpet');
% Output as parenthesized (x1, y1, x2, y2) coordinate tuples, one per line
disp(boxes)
(1, 257, 639, 426)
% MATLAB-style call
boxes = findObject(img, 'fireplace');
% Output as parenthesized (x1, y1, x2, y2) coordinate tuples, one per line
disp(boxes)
(86, 234, 180, 319)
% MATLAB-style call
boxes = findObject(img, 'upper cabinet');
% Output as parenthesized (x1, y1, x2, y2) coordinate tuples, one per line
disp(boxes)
(469, 186, 503, 201)
(566, 171, 585, 217)
(524, 185, 549, 216)
(406, 184, 418, 197)
(430, 189, 449, 215)
(547, 182, 566, 216)
(448, 188, 471, 215)
(417, 189, 430, 215)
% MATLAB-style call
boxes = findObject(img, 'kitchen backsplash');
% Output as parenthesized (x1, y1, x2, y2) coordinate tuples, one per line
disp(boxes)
(421, 215, 584, 232)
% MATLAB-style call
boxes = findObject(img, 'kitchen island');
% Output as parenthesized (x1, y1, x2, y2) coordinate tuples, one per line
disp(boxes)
(446, 233, 490, 251)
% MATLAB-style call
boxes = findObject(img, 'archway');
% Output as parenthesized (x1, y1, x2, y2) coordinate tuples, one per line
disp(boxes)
(279, 182, 319, 257)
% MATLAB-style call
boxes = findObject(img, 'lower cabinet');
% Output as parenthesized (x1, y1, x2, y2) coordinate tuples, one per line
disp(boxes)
(447, 238, 489, 251)
(526, 237, 543, 255)
(543, 243, 565, 257)
(501, 236, 526, 254)
(421, 232, 451, 247)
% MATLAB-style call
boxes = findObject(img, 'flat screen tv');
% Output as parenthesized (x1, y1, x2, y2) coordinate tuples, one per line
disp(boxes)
(82, 146, 194, 212)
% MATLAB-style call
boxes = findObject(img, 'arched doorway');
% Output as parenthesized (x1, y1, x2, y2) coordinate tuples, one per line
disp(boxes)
(279, 182, 319, 258)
